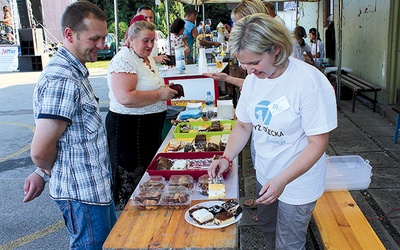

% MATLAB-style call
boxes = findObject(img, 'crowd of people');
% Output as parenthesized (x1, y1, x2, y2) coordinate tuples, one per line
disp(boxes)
(22, 0, 334, 249)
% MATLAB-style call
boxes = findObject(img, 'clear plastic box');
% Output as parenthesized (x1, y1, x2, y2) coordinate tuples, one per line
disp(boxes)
(139, 175, 166, 190)
(160, 186, 191, 209)
(131, 187, 162, 210)
(169, 175, 195, 190)
(325, 155, 372, 191)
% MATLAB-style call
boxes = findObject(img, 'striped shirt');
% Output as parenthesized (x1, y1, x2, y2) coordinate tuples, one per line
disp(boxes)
(33, 47, 112, 205)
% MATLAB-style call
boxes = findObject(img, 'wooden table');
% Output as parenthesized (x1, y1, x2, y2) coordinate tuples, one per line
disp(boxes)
(103, 127, 239, 249)
(103, 200, 238, 249)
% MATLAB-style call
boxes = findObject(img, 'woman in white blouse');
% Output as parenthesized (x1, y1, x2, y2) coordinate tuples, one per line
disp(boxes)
(106, 15, 177, 210)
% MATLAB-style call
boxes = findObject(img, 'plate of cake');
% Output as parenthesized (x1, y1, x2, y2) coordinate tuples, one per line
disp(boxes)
(184, 200, 242, 229)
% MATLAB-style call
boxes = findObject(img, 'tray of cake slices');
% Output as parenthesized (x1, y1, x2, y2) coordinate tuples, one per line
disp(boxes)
(173, 120, 235, 138)
(185, 199, 243, 229)
(131, 175, 192, 210)
(146, 151, 230, 181)
(164, 134, 230, 152)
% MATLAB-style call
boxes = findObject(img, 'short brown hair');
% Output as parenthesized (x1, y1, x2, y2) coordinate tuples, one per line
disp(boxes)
(61, 1, 106, 36)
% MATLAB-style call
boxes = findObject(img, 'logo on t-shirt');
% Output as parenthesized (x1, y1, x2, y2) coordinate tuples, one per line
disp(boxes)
(255, 101, 272, 126)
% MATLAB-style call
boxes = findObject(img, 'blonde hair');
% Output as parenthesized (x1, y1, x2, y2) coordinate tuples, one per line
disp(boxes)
(128, 20, 156, 40)
(231, 0, 269, 23)
(229, 13, 293, 66)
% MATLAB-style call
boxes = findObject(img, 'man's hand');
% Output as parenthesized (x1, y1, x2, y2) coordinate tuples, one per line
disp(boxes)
(23, 172, 45, 202)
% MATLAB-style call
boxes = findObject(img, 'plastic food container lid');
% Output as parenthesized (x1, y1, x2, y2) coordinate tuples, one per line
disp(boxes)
(169, 175, 195, 190)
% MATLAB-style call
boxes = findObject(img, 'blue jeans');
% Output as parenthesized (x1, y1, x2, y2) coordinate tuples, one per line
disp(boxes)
(55, 199, 117, 250)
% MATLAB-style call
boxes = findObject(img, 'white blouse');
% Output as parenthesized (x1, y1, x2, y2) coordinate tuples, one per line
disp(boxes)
(107, 47, 167, 115)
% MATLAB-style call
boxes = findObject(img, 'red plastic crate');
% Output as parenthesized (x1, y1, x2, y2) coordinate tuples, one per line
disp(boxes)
(147, 152, 229, 180)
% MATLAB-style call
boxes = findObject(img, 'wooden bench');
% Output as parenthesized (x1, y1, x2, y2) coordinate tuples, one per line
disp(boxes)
(330, 73, 381, 112)
(312, 190, 385, 249)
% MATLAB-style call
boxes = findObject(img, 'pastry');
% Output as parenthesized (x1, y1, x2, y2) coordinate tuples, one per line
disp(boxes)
(207, 205, 224, 215)
(157, 157, 172, 170)
(208, 183, 226, 199)
(168, 139, 181, 151)
(220, 134, 229, 151)
(190, 208, 214, 225)
(170, 159, 187, 170)
(221, 199, 243, 216)
(214, 211, 235, 226)
(208, 121, 222, 131)
(169, 175, 194, 189)
(198, 124, 210, 132)
(222, 123, 232, 131)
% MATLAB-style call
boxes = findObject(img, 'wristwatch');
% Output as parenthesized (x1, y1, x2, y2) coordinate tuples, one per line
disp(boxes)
(34, 168, 50, 182)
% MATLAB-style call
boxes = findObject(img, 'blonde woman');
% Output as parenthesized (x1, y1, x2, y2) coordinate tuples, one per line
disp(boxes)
(208, 14, 337, 249)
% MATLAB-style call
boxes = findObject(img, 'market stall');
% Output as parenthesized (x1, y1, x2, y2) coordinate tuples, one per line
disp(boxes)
(103, 61, 239, 249)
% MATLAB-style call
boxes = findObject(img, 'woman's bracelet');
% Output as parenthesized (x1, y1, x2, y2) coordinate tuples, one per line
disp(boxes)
(220, 155, 233, 169)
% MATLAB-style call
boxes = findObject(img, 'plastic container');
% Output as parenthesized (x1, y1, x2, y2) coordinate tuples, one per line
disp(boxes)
(205, 91, 214, 120)
(160, 186, 191, 209)
(198, 174, 211, 195)
(139, 175, 167, 190)
(131, 186, 163, 210)
(169, 175, 195, 190)
(324, 155, 372, 191)
(175, 46, 186, 74)
(198, 47, 208, 73)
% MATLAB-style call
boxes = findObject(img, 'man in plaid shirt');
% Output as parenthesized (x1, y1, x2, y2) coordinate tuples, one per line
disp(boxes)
(23, 1, 116, 249)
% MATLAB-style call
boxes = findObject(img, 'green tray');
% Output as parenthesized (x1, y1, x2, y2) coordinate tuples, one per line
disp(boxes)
(173, 120, 235, 138)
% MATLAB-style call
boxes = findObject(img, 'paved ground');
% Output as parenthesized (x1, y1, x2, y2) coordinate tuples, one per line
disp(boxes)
(238, 96, 400, 249)
(1, 68, 400, 249)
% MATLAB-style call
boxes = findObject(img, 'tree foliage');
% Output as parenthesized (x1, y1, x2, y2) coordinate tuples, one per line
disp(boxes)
(87, 0, 231, 37)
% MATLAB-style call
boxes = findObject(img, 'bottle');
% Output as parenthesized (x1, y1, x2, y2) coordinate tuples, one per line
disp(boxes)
(205, 91, 214, 120)
(175, 46, 186, 74)
(198, 47, 208, 74)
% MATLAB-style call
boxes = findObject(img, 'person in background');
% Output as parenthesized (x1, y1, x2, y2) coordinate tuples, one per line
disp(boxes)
(264, 2, 285, 26)
(165, 18, 190, 57)
(292, 26, 314, 65)
(203, 0, 269, 87)
(208, 13, 337, 249)
(184, 8, 220, 64)
(183, 8, 199, 64)
(309, 27, 325, 66)
(199, 18, 212, 41)
(1, 6, 15, 43)
(23, 1, 116, 248)
(106, 15, 178, 210)
(136, 5, 169, 64)
(197, 21, 204, 33)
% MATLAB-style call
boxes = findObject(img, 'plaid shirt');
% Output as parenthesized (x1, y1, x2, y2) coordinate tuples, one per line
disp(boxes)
(33, 47, 112, 205)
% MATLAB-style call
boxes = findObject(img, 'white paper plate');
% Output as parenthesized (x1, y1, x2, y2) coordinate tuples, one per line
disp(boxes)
(184, 201, 242, 229)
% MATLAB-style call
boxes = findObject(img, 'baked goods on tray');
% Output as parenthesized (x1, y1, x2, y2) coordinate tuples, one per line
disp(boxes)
(188, 199, 242, 226)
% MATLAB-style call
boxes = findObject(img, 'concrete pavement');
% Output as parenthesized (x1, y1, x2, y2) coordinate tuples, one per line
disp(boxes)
(1, 68, 400, 249)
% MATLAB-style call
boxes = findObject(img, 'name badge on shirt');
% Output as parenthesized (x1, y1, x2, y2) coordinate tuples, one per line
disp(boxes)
(268, 96, 290, 117)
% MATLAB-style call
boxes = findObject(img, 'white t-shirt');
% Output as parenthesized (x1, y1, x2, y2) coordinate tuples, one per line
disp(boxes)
(107, 46, 166, 115)
(274, 15, 285, 26)
(311, 40, 325, 66)
(292, 39, 311, 61)
(236, 57, 337, 205)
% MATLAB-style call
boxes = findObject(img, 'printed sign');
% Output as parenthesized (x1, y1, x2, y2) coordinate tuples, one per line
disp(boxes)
(0, 45, 19, 71)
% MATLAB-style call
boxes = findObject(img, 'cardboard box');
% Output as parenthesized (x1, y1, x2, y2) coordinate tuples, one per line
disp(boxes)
(325, 155, 372, 191)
